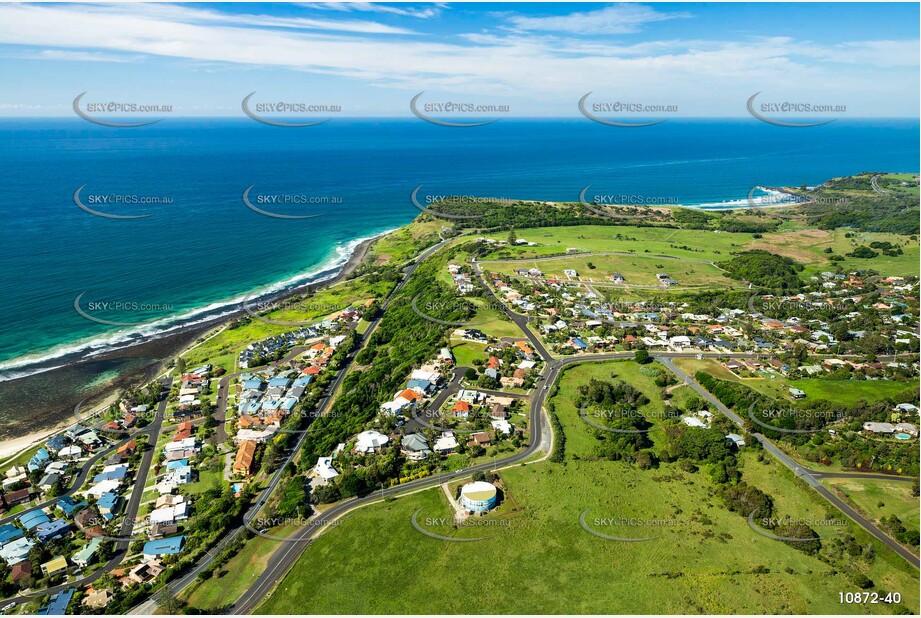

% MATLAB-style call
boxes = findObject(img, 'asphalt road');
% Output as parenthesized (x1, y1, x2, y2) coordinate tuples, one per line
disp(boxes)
(230, 253, 557, 614)
(659, 357, 919, 569)
(1, 376, 171, 607)
(212, 343, 312, 446)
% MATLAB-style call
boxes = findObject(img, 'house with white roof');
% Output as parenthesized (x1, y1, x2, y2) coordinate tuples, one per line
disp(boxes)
(491, 420, 513, 435)
(149, 503, 189, 526)
(312, 457, 339, 482)
(85, 478, 122, 498)
(433, 432, 458, 454)
(354, 430, 389, 454)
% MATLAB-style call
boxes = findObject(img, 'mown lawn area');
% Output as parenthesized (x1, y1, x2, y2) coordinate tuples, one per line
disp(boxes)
(469, 307, 523, 339)
(671, 358, 915, 406)
(478, 224, 918, 280)
(256, 360, 919, 615)
(183, 461, 225, 496)
(481, 225, 751, 263)
(789, 378, 916, 406)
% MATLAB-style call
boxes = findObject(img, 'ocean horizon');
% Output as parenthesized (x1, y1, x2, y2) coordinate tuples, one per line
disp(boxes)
(1, 117, 918, 377)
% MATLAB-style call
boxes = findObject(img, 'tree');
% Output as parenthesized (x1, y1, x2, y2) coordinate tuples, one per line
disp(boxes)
(157, 584, 185, 614)
(507, 228, 517, 244)
(634, 349, 651, 364)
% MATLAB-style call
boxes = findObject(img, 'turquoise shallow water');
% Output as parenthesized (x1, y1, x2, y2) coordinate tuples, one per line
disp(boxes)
(0, 117, 917, 377)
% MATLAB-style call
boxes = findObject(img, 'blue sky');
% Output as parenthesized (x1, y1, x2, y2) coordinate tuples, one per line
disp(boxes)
(0, 2, 917, 117)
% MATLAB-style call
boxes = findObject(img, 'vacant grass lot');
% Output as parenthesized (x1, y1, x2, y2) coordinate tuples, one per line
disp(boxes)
(483, 253, 736, 289)
(256, 361, 919, 615)
(182, 524, 300, 611)
(482, 225, 750, 262)
(789, 378, 916, 406)
(824, 477, 920, 535)
(479, 224, 918, 279)
(449, 341, 488, 368)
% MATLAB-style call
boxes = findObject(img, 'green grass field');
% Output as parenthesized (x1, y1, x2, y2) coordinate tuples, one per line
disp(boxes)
(366, 219, 444, 266)
(256, 360, 919, 615)
(483, 252, 736, 289)
(478, 224, 919, 279)
(671, 358, 915, 406)
(449, 341, 488, 367)
(823, 477, 920, 534)
(182, 524, 300, 611)
(789, 378, 916, 406)
(482, 225, 749, 262)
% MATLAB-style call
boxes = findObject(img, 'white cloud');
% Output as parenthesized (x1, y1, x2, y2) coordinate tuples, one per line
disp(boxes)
(28, 49, 140, 63)
(80, 2, 421, 35)
(299, 2, 447, 19)
(0, 3, 915, 115)
(505, 3, 689, 35)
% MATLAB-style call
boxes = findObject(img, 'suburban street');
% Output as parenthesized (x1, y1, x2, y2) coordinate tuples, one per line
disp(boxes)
(1, 375, 172, 607)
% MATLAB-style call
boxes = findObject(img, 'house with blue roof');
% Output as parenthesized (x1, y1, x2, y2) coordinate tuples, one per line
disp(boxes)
(166, 459, 189, 471)
(143, 535, 186, 560)
(37, 588, 74, 615)
(267, 377, 291, 389)
(293, 375, 317, 386)
(18, 510, 50, 530)
(242, 378, 264, 390)
(56, 496, 87, 518)
(281, 397, 298, 412)
(0, 523, 24, 545)
(35, 519, 70, 542)
(97, 492, 121, 521)
(406, 379, 433, 394)
(0, 537, 34, 565)
(27, 447, 51, 473)
(45, 435, 68, 454)
(92, 464, 128, 484)
(238, 401, 262, 415)
(293, 375, 314, 387)
(261, 399, 281, 412)
(569, 337, 589, 350)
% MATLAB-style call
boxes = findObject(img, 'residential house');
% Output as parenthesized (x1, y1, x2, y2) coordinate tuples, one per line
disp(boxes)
(233, 441, 257, 477)
(400, 434, 432, 461)
(142, 536, 186, 561)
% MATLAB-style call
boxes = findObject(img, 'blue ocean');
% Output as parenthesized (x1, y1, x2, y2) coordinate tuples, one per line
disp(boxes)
(0, 118, 917, 376)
